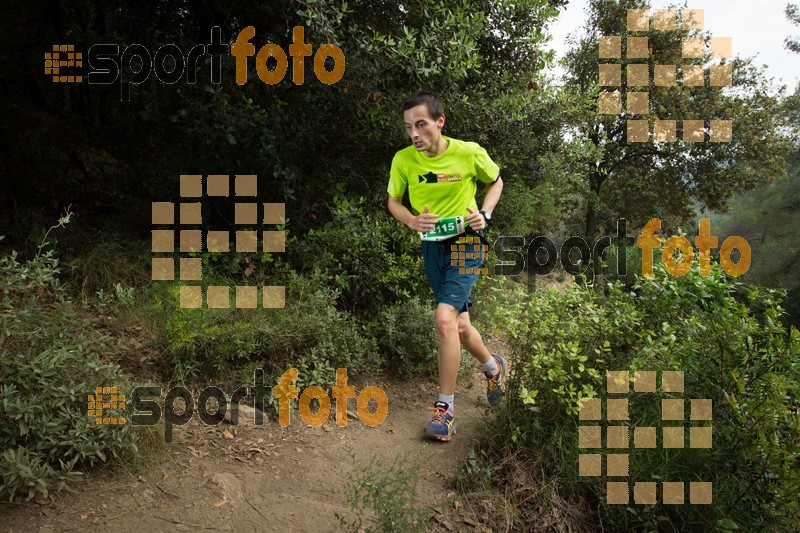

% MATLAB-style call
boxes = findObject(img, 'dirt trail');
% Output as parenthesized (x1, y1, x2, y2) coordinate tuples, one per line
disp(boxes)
(2, 363, 500, 532)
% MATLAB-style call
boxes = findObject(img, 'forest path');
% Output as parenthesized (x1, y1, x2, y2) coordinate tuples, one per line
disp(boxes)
(2, 355, 505, 532)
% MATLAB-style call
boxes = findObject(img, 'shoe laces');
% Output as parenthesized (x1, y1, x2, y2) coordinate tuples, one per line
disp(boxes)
(428, 405, 448, 425)
(487, 371, 501, 391)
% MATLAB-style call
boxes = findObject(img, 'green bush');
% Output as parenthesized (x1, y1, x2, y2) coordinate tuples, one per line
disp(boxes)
(62, 236, 151, 298)
(480, 262, 800, 531)
(0, 239, 140, 502)
(368, 296, 438, 378)
(142, 195, 433, 387)
(601, 243, 645, 286)
(158, 269, 381, 391)
(292, 195, 428, 317)
(280, 271, 382, 390)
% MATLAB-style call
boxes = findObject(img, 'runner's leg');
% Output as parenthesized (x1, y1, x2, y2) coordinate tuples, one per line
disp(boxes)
(458, 309, 506, 405)
(434, 303, 461, 396)
(457, 312, 492, 365)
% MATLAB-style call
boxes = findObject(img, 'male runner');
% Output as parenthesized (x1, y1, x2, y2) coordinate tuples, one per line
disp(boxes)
(386, 90, 507, 442)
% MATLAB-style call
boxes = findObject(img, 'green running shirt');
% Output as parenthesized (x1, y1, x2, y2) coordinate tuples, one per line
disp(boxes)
(387, 137, 500, 219)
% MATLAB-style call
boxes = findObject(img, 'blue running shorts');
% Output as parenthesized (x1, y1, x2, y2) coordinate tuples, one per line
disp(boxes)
(421, 231, 488, 313)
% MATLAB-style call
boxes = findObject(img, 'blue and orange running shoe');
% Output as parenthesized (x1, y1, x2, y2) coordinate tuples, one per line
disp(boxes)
(424, 401, 456, 442)
(486, 355, 507, 406)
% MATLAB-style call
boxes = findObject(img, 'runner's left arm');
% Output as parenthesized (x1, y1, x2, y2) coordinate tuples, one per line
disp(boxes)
(481, 175, 503, 214)
(466, 176, 503, 229)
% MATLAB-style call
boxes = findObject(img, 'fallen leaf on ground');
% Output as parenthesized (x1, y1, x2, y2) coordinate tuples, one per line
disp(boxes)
(432, 516, 454, 531)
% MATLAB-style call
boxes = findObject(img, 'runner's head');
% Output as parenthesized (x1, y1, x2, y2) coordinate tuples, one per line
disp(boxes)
(403, 90, 444, 120)
(402, 91, 446, 155)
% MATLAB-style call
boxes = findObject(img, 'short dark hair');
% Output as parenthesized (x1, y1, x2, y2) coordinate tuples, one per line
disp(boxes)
(402, 90, 444, 119)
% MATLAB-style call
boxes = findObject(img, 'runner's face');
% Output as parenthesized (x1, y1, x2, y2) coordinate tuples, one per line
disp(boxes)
(403, 105, 444, 153)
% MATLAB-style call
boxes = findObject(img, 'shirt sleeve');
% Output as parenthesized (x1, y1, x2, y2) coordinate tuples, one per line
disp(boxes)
(387, 153, 408, 198)
(473, 145, 500, 184)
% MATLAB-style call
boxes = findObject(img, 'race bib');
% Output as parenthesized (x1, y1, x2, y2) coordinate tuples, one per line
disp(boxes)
(420, 216, 465, 242)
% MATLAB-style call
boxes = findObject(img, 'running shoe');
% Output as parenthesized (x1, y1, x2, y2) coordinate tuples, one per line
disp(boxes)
(424, 401, 456, 441)
(486, 354, 507, 406)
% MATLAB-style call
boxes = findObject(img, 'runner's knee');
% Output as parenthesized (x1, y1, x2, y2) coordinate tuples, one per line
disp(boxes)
(435, 309, 458, 337)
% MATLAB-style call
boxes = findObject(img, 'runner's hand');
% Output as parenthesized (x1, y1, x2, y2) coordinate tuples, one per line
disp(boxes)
(415, 205, 439, 232)
(466, 207, 486, 231)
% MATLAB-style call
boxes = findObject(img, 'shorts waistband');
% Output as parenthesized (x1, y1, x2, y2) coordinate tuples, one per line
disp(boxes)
(440, 229, 487, 247)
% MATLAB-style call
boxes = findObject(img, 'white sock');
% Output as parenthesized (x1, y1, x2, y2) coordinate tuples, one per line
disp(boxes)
(483, 356, 499, 377)
(437, 393, 454, 414)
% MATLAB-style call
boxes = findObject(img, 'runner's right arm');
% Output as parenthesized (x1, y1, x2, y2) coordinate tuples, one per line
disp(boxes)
(387, 195, 439, 233)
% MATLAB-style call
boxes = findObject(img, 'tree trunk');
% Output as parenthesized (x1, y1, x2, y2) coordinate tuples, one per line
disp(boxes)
(585, 170, 604, 285)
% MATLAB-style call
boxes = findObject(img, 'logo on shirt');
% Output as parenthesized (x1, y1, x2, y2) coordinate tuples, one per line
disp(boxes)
(418, 172, 463, 184)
